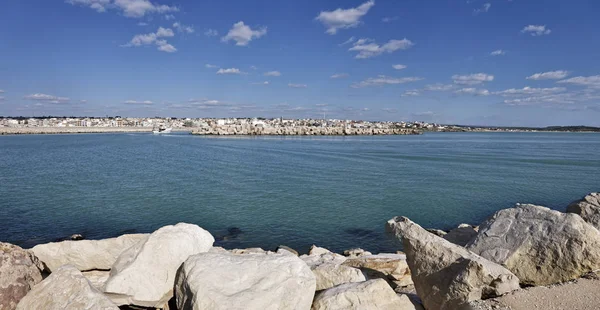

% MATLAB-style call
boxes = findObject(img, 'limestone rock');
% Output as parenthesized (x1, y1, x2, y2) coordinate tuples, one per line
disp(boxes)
(301, 252, 347, 268)
(103, 223, 214, 308)
(31, 233, 148, 272)
(276, 245, 299, 256)
(0, 242, 44, 310)
(230, 247, 267, 255)
(16, 265, 118, 310)
(443, 224, 478, 246)
(343, 253, 412, 285)
(426, 229, 447, 237)
(344, 248, 372, 258)
(174, 252, 316, 310)
(566, 192, 600, 229)
(82, 270, 110, 291)
(387, 216, 520, 310)
(309, 245, 331, 256)
(312, 279, 419, 310)
(467, 204, 600, 286)
(312, 263, 366, 290)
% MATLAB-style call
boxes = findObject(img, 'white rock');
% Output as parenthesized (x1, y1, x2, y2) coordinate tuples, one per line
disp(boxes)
(387, 216, 520, 310)
(312, 263, 366, 290)
(103, 223, 214, 308)
(312, 279, 418, 310)
(343, 253, 412, 284)
(82, 270, 110, 291)
(301, 252, 347, 268)
(16, 265, 118, 310)
(175, 252, 316, 310)
(567, 192, 600, 229)
(309, 245, 332, 256)
(31, 234, 148, 272)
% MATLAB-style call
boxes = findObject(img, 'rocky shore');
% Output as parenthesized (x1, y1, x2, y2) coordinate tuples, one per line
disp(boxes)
(191, 125, 421, 135)
(0, 127, 185, 135)
(2, 192, 599, 310)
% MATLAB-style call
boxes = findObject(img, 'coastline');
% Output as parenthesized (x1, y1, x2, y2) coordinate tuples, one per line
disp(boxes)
(0, 127, 193, 135)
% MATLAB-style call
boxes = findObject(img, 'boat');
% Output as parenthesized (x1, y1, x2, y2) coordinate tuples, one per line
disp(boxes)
(152, 124, 172, 134)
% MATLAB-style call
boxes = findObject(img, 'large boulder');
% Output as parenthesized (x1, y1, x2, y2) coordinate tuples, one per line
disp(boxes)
(0, 243, 44, 310)
(312, 263, 366, 290)
(342, 253, 412, 285)
(174, 252, 316, 310)
(312, 279, 419, 310)
(31, 234, 148, 272)
(443, 224, 478, 246)
(467, 204, 600, 286)
(567, 192, 600, 229)
(16, 265, 118, 310)
(387, 216, 519, 310)
(103, 223, 214, 308)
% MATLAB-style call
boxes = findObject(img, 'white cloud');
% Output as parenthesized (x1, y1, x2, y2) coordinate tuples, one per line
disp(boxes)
(124, 100, 153, 105)
(315, 0, 375, 35)
(0, 90, 4, 93)
(352, 75, 423, 88)
(330, 73, 349, 79)
(80, 100, 88, 103)
(205, 64, 218, 68)
(402, 90, 420, 96)
(454, 88, 490, 96)
(340, 36, 356, 45)
(164, 14, 175, 20)
(521, 25, 551, 36)
(204, 29, 218, 37)
(288, 83, 308, 88)
(125, 27, 176, 52)
(222, 21, 267, 46)
(557, 75, 600, 88)
(493, 86, 566, 96)
(452, 73, 494, 85)
(349, 38, 414, 59)
(264, 71, 281, 77)
(423, 83, 454, 91)
(67, 0, 178, 18)
(392, 64, 407, 70)
(382, 16, 399, 23)
(24, 94, 70, 103)
(137, 22, 148, 26)
(490, 50, 505, 56)
(173, 22, 194, 34)
(526, 70, 569, 80)
(252, 81, 270, 85)
(250, 65, 258, 70)
(474, 3, 491, 15)
(216, 68, 243, 75)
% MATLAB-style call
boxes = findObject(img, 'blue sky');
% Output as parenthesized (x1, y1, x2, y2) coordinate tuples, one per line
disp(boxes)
(1, 0, 599, 126)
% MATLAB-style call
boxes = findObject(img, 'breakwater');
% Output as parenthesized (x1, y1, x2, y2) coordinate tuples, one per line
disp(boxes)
(191, 125, 421, 135)
(0, 127, 191, 135)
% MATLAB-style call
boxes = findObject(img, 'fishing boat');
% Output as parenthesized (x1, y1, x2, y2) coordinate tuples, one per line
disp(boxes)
(152, 124, 172, 134)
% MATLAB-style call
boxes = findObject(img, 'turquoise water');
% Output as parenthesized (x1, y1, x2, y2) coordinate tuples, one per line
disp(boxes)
(1, 132, 599, 253)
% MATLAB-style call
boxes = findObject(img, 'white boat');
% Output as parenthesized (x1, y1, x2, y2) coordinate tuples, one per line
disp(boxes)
(152, 125, 172, 134)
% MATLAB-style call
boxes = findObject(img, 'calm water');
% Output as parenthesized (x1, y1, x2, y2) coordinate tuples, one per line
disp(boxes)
(1, 132, 599, 253)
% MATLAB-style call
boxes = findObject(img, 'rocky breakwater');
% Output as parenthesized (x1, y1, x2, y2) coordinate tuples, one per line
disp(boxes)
(192, 125, 421, 136)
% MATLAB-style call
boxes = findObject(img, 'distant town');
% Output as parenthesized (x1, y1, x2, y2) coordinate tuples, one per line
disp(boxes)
(0, 116, 599, 135)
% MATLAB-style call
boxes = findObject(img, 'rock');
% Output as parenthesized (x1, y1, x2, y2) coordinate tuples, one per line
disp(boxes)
(174, 252, 316, 310)
(276, 245, 299, 256)
(103, 223, 214, 308)
(343, 248, 372, 258)
(0, 242, 44, 310)
(312, 263, 366, 290)
(31, 233, 148, 272)
(230, 247, 268, 255)
(70, 234, 84, 241)
(566, 192, 600, 229)
(426, 229, 447, 237)
(387, 216, 520, 310)
(443, 224, 478, 246)
(208, 246, 229, 254)
(342, 253, 412, 285)
(312, 279, 419, 310)
(301, 252, 347, 268)
(467, 204, 600, 286)
(82, 270, 110, 291)
(16, 265, 118, 310)
(309, 245, 331, 256)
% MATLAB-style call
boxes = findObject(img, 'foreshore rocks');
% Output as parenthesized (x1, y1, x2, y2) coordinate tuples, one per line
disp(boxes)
(175, 252, 316, 310)
(312, 279, 419, 310)
(387, 216, 520, 310)
(192, 125, 421, 136)
(103, 223, 214, 308)
(0, 243, 44, 310)
(567, 192, 600, 229)
(467, 204, 600, 286)
(16, 265, 118, 310)
(31, 233, 148, 272)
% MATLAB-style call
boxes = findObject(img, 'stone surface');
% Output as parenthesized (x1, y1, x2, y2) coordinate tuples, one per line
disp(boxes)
(443, 225, 478, 246)
(230, 247, 267, 255)
(0, 242, 44, 310)
(343, 248, 372, 258)
(82, 270, 110, 291)
(31, 234, 148, 272)
(312, 263, 366, 290)
(276, 245, 299, 256)
(308, 245, 331, 256)
(175, 252, 316, 310)
(467, 204, 600, 286)
(312, 279, 419, 310)
(343, 253, 411, 285)
(16, 265, 118, 310)
(567, 192, 600, 229)
(387, 216, 520, 310)
(301, 252, 347, 268)
(103, 223, 214, 308)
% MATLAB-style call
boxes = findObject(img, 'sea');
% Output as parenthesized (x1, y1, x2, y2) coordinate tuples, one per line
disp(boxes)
(1, 132, 599, 253)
